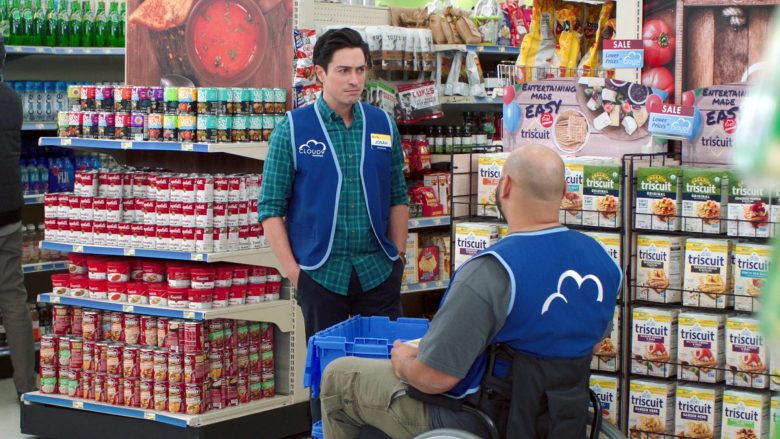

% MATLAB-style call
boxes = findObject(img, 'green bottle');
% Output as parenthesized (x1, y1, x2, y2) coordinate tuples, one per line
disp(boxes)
(68, 0, 81, 47)
(56, 0, 70, 47)
(8, 0, 22, 45)
(118, 0, 124, 47)
(33, 0, 46, 46)
(107, 1, 119, 47)
(21, 0, 35, 45)
(44, 0, 57, 46)
(94, 0, 106, 47)
(0, 0, 10, 42)
(80, 0, 93, 47)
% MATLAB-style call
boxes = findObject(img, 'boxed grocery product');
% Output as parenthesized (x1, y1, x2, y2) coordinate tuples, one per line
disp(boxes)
(454, 223, 499, 269)
(733, 242, 771, 313)
(677, 312, 725, 383)
(560, 159, 586, 225)
(585, 231, 621, 268)
(628, 379, 676, 438)
(674, 384, 722, 439)
(423, 172, 451, 216)
(721, 390, 769, 439)
(417, 246, 440, 283)
(726, 316, 767, 389)
(403, 233, 419, 285)
(635, 166, 682, 231)
(727, 173, 771, 238)
(589, 374, 619, 427)
(770, 395, 779, 439)
(635, 235, 683, 303)
(498, 224, 509, 239)
(771, 342, 780, 391)
(421, 233, 451, 281)
(591, 305, 620, 372)
(582, 163, 622, 228)
(631, 307, 678, 378)
(412, 186, 444, 217)
(773, 187, 780, 238)
(477, 153, 508, 217)
(681, 168, 728, 234)
(682, 238, 733, 309)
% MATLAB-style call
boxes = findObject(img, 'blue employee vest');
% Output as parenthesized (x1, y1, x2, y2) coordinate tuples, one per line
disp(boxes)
(445, 227, 622, 398)
(285, 102, 399, 270)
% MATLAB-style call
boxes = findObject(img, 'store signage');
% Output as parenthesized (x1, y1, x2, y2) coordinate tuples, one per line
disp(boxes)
(682, 84, 747, 165)
(602, 40, 644, 69)
(648, 104, 696, 139)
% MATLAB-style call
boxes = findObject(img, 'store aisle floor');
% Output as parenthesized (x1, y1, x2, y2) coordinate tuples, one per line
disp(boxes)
(0, 378, 39, 439)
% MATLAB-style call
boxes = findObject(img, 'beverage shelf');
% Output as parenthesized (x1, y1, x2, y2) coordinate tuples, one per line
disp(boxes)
(22, 122, 57, 131)
(24, 194, 45, 205)
(6, 46, 125, 56)
(22, 261, 68, 274)
(39, 138, 269, 161)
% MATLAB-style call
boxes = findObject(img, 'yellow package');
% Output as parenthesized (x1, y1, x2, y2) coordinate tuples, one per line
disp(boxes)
(582, 4, 601, 56)
(518, 0, 556, 80)
(552, 4, 582, 77)
(578, 1, 614, 77)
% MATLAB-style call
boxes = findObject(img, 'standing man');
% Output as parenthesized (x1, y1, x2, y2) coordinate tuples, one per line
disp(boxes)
(0, 38, 38, 399)
(258, 27, 409, 418)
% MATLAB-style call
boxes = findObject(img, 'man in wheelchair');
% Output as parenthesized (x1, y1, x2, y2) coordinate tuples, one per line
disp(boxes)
(319, 145, 623, 438)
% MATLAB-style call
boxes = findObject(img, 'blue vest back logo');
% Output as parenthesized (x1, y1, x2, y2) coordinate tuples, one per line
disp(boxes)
(541, 269, 604, 315)
(298, 140, 327, 158)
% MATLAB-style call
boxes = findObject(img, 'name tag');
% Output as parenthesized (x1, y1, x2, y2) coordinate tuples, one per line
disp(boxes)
(370, 133, 392, 150)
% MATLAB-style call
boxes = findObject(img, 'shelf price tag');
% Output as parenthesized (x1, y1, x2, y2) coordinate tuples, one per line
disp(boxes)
(602, 40, 644, 69)
(191, 253, 204, 261)
(124, 248, 136, 256)
(144, 412, 156, 421)
(498, 46, 506, 53)
(121, 141, 133, 150)
(123, 305, 134, 313)
(433, 218, 442, 225)
(73, 401, 84, 409)
(181, 143, 194, 151)
(648, 104, 698, 139)
(36, 47, 46, 53)
(65, 48, 74, 54)
(183, 311, 196, 319)
(72, 245, 84, 253)
(435, 281, 444, 287)
(61, 138, 72, 146)
(51, 296, 61, 303)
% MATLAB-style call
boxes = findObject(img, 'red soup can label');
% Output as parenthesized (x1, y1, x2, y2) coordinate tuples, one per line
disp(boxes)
(123, 378, 140, 407)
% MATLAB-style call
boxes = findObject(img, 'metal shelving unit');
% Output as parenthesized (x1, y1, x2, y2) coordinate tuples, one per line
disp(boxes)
(401, 280, 450, 295)
(408, 216, 450, 230)
(433, 44, 520, 55)
(39, 137, 269, 161)
(22, 261, 67, 274)
(22, 122, 57, 131)
(23, 194, 45, 205)
(6, 46, 126, 56)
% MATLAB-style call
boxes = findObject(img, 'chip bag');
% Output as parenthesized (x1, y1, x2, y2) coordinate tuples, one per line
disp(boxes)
(578, 0, 614, 77)
(552, 3, 582, 77)
(518, 0, 556, 80)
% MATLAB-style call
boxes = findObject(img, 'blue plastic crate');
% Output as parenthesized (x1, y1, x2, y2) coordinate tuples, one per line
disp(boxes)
(312, 421, 324, 439)
(304, 315, 430, 397)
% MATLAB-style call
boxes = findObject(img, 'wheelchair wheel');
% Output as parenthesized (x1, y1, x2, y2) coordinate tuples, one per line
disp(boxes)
(413, 428, 482, 439)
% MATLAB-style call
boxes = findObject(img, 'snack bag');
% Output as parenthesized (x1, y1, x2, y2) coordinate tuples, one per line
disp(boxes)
(581, 4, 601, 56)
(578, 1, 614, 76)
(518, 0, 556, 80)
(552, 3, 582, 77)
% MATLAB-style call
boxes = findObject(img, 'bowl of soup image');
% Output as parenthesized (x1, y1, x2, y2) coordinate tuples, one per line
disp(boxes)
(185, 0, 268, 86)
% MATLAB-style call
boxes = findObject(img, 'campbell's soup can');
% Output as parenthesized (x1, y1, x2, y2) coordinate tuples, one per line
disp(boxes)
(106, 375, 123, 405)
(122, 314, 140, 345)
(195, 228, 213, 253)
(178, 114, 196, 142)
(106, 342, 123, 376)
(168, 351, 183, 384)
(82, 111, 99, 138)
(69, 337, 84, 370)
(139, 347, 155, 380)
(145, 113, 162, 141)
(213, 203, 227, 228)
(153, 348, 169, 382)
(157, 318, 169, 348)
(197, 87, 217, 115)
(81, 371, 93, 399)
(213, 175, 229, 203)
(196, 115, 217, 143)
(131, 86, 151, 113)
(213, 286, 229, 308)
(181, 203, 195, 227)
(181, 176, 196, 203)
(154, 382, 168, 412)
(248, 343, 260, 372)
(83, 340, 95, 372)
(114, 86, 132, 112)
(195, 175, 214, 203)
(209, 349, 224, 386)
(67, 84, 81, 110)
(237, 346, 249, 375)
(56, 335, 71, 369)
(139, 379, 154, 410)
(238, 374, 250, 404)
(163, 114, 178, 141)
(52, 305, 71, 335)
(93, 372, 107, 402)
(155, 200, 171, 226)
(249, 374, 262, 401)
(40, 366, 57, 394)
(80, 85, 96, 111)
(177, 87, 197, 115)
(98, 111, 115, 139)
(184, 352, 206, 384)
(114, 112, 131, 139)
(123, 378, 140, 407)
(151, 87, 164, 113)
(57, 367, 70, 395)
(183, 321, 205, 353)
(169, 383, 185, 413)
(40, 334, 58, 367)
(82, 310, 100, 341)
(185, 383, 204, 414)
(207, 320, 225, 349)
(139, 316, 158, 347)
(122, 345, 140, 379)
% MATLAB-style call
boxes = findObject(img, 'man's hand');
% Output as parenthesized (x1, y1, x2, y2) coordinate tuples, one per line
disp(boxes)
(287, 264, 302, 289)
(391, 339, 418, 380)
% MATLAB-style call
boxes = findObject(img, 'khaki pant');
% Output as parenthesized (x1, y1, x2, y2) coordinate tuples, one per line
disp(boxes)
(320, 357, 429, 439)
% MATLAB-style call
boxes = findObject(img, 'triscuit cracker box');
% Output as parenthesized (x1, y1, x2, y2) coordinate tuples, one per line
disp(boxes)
(454, 223, 499, 269)
(628, 379, 676, 438)
(727, 173, 771, 238)
(586, 231, 621, 268)
(726, 316, 768, 389)
(498, 224, 509, 239)
(590, 374, 619, 427)
(560, 159, 586, 226)
(477, 153, 508, 217)
(632, 307, 679, 378)
(592, 306, 620, 372)
(769, 395, 779, 439)
(734, 243, 771, 313)
(583, 163, 622, 228)
(682, 167, 728, 234)
(721, 390, 769, 439)
(636, 235, 684, 304)
(635, 166, 682, 231)
(682, 239, 733, 309)
(674, 384, 722, 439)
(677, 312, 725, 383)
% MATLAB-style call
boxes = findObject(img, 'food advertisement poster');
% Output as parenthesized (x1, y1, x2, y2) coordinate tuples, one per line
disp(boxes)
(682, 84, 746, 166)
(505, 78, 665, 157)
(126, 0, 293, 90)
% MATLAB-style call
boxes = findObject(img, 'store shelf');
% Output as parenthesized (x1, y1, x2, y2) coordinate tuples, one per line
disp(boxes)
(39, 241, 282, 270)
(39, 137, 269, 161)
(23, 194, 45, 205)
(22, 122, 57, 131)
(440, 96, 502, 105)
(401, 280, 449, 294)
(21, 391, 290, 427)
(38, 293, 295, 330)
(433, 44, 519, 55)
(0, 342, 39, 358)
(6, 46, 125, 56)
(23, 261, 67, 274)
(408, 216, 450, 229)
(631, 227, 772, 243)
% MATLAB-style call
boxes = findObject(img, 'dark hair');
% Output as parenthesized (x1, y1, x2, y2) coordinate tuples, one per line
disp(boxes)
(312, 28, 370, 71)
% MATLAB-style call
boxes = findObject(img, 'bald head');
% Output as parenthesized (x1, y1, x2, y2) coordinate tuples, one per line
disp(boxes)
(503, 144, 565, 202)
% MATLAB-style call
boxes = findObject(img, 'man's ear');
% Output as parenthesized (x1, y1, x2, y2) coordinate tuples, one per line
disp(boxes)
(501, 175, 512, 199)
(314, 65, 326, 84)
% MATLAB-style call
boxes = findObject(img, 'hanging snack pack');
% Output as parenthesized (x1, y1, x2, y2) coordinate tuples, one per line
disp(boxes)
(395, 81, 444, 124)
(579, 1, 614, 77)
(551, 2, 582, 77)
(518, 0, 557, 80)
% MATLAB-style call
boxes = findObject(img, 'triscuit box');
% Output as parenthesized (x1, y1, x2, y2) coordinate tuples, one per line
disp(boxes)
(677, 312, 725, 383)
(727, 173, 771, 238)
(454, 223, 499, 269)
(682, 167, 728, 234)
(770, 395, 779, 439)
(585, 231, 621, 268)
(560, 159, 586, 226)
(632, 307, 679, 378)
(590, 374, 619, 427)
(635, 235, 684, 304)
(771, 340, 780, 391)
(635, 166, 682, 231)
(628, 379, 676, 438)
(423, 172, 451, 216)
(403, 233, 418, 285)
(674, 384, 722, 439)
(592, 306, 620, 372)
(682, 239, 733, 309)
(721, 390, 769, 439)
(726, 316, 767, 389)
(498, 224, 509, 239)
(477, 153, 508, 217)
(734, 243, 771, 313)
(582, 163, 622, 228)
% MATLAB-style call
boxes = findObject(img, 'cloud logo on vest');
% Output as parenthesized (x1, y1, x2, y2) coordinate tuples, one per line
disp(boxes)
(298, 140, 327, 158)
(541, 270, 604, 315)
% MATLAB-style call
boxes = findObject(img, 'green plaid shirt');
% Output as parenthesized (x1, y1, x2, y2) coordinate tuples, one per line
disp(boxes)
(259, 98, 408, 295)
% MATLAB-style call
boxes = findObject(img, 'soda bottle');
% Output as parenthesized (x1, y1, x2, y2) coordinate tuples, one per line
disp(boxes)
(20, 160, 29, 195)
(9, 0, 22, 45)
(0, 0, 10, 41)
(21, 0, 35, 45)
(37, 159, 48, 193)
(33, 0, 46, 46)
(68, 0, 81, 47)
(94, 0, 107, 47)
(107, 1, 120, 47)
(44, 0, 57, 46)
(80, 0, 93, 47)
(56, 0, 69, 46)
